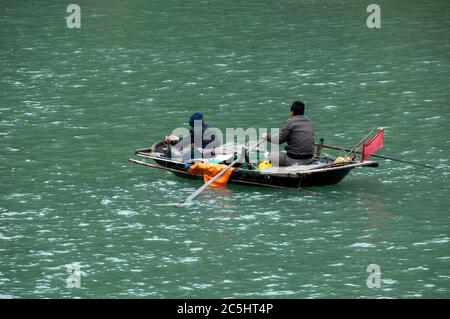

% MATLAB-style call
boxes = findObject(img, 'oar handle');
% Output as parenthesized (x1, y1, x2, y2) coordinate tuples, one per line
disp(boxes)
(318, 143, 434, 169)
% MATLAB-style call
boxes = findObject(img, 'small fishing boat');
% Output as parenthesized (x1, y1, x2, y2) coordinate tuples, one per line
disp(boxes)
(129, 141, 379, 190)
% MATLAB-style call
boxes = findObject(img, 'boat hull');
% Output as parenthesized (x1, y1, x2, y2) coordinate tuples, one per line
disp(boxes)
(130, 146, 378, 190)
(151, 158, 352, 189)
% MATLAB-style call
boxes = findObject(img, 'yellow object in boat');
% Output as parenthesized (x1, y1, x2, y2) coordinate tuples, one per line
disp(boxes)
(334, 156, 353, 163)
(258, 160, 272, 169)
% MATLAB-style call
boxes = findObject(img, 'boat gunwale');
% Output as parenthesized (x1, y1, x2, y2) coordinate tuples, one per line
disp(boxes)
(132, 151, 378, 176)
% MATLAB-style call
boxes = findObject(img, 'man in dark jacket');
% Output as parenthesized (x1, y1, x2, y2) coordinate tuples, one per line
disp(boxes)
(165, 112, 218, 160)
(262, 101, 315, 166)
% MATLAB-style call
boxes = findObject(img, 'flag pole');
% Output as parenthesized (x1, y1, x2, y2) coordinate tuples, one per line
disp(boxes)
(345, 127, 378, 159)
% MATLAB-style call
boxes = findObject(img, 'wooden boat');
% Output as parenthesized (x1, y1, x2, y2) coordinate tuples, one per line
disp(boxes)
(129, 143, 379, 189)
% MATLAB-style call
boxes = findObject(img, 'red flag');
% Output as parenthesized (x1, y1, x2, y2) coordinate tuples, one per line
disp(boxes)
(361, 130, 384, 162)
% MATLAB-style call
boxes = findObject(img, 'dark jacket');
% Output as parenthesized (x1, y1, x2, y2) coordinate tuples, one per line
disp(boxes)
(171, 122, 218, 149)
(267, 115, 315, 158)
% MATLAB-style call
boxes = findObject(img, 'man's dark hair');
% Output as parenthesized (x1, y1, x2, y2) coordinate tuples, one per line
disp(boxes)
(290, 101, 305, 115)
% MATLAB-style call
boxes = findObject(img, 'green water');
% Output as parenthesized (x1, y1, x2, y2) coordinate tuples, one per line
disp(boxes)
(1, 0, 449, 298)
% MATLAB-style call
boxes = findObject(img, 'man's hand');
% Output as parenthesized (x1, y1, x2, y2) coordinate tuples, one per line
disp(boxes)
(164, 135, 179, 143)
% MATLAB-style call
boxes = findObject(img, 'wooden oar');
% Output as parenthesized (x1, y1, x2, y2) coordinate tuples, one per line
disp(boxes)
(316, 143, 435, 169)
(180, 139, 265, 205)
